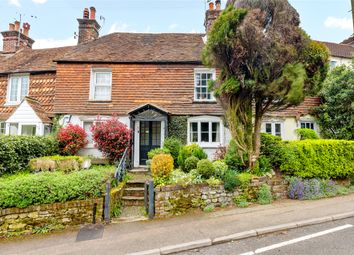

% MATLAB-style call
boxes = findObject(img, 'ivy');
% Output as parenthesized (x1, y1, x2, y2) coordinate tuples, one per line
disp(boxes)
(168, 116, 188, 144)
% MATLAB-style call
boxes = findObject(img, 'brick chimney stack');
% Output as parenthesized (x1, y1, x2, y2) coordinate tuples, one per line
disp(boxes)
(77, 6, 101, 44)
(204, 1, 223, 33)
(1, 21, 35, 53)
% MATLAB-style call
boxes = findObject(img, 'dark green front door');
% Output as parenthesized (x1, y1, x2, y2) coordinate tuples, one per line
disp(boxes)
(139, 121, 161, 165)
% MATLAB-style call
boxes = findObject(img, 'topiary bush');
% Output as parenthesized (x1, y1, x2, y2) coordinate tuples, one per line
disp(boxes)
(177, 144, 207, 171)
(91, 117, 132, 163)
(0, 136, 59, 176)
(224, 140, 245, 171)
(184, 156, 199, 173)
(213, 160, 228, 179)
(148, 148, 171, 160)
(151, 154, 174, 183)
(29, 156, 84, 173)
(0, 165, 115, 209)
(296, 128, 319, 140)
(57, 124, 87, 156)
(163, 138, 183, 167)
(280, 140, 354, 179)
(196, 159, 215, 179)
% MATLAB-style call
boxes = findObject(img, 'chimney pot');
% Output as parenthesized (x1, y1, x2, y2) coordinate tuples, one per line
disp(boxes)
(9, 23, 15, 31)
(83, 8, 89, 19)
(216, 0, 221, 10)
(14, 21, 20, 31)
(90, 7, 96, 20)
(23, 22, 30, 36)
(209, 2, 215, 10)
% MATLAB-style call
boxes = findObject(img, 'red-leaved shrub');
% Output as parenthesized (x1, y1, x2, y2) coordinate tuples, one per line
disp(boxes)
(91, 116, 132, 163)
(57, 124, 87, 155)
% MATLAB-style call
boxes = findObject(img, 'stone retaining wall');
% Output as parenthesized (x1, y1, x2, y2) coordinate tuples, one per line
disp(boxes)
(0, 198, 103, 237)
(155, 175, 288, 218)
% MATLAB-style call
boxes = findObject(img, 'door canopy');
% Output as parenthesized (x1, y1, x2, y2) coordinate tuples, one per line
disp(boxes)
(129, 104, 169, 121)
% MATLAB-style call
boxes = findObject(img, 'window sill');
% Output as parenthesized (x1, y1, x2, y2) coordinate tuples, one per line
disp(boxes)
(87, 100, 112, 104)
(193, 100, 217, 104)
(4, 102, 20, 106)
(189, 142, 222, 149)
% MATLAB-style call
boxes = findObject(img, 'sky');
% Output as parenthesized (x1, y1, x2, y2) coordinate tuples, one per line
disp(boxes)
(0, 0, 353, 49)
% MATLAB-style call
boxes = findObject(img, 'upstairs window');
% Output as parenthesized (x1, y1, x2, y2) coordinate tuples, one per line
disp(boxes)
(264, 122, 282, 137)
(90, 69, 112, 101)
(7, 75, 29, 104)
(300, 121, 315, 130)
(194, 68, 215, 101)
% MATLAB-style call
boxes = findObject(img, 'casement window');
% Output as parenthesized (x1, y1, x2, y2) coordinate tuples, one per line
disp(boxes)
(330, 60, 337, 69)
(0, 122, 5, 135)
(264, 122, 282, 137)
(9, 123, 18, 135)
(44, 125, 52, 136)
(90, 69, 112, 101)
(188, 116, 223, 146)
(194, 68, 216, 101)
(21, 125, 36, 136)
(300, 121, 315, 130)
(7, 75, 29, 104)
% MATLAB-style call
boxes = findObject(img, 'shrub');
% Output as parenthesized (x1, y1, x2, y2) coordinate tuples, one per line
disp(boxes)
(223, 170, 240, 192)
(151, 154, 174, 181)
(148, 148, 170, 160)
(224, 140, 245, 171)
(29, 156, 84, 173)
(296, 128, 319, 140)
(184, 156, 199, 173)
(280, 140, 354, 179)
(233, 194, 249, 208)
(236, 172, 252, 189)
(213, 160, 228, 178)
(203, 204, 215, 213)
(0, 136, 59, 175)
(169, 169, 194, 187)
(91, 117, 132, 163)
(260, 133, 284, 168)
(196, 159, 215, 179)
(206, 177, 222, 187)
(57, 124, 87, 156)
(257, 184, 273, 205)
(0, 165, 115, 209)
(253, 156, 272, 176)
(163, 138, 183, 167)
(177, 144, 207, 171)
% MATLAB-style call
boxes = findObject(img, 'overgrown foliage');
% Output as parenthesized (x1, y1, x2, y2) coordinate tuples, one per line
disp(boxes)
(280, 140, 354, 179)
(0, 165, 115, 209)
(91, 117, 132, 163)
(296, 128, 319, 140)
(57, 124, 87, 156)
(313, 64, 354, 140)
(203, 1, 329, 169)
(0, 136, 58, 175)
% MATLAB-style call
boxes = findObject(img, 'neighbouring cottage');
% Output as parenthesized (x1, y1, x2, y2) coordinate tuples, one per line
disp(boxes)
(1, 2, 353, 167)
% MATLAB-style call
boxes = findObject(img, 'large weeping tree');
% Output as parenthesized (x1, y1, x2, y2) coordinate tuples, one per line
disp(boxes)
(203, 0, 329, 169)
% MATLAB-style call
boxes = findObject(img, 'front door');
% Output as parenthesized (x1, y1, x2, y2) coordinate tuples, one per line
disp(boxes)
(139, 121, 161, 165)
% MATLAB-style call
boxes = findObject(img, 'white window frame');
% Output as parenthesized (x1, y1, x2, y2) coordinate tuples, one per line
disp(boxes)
(187, 116, 224, 148)
(194, 68, 216, 102)
(299, 121, 315, 130)
(0, 122, 5, 135)
(6, 74, 30, 105)
(263, 121, 283, 138)
(89, 68, 112, 101)
(21, 124, 37, 136)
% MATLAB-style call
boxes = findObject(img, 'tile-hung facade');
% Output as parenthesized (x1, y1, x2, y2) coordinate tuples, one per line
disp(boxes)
(1, 2, 353, 167)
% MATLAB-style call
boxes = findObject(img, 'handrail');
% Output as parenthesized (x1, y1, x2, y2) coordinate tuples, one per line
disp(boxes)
(114, 147, 129, 182)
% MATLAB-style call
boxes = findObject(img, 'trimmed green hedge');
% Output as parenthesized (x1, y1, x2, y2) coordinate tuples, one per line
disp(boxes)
(0, 136, 59, 175)
(0, 165, 115, 209)
(280, 140, 354, 179)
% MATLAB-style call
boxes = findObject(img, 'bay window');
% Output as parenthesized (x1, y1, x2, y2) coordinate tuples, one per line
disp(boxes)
(188, 117, 222, 146)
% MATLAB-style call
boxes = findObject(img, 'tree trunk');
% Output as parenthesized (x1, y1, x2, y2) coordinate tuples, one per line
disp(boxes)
(250, 100, 263, 169)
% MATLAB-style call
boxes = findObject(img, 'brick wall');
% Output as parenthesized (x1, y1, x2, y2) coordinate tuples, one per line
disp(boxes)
(0, 198, 103, 237)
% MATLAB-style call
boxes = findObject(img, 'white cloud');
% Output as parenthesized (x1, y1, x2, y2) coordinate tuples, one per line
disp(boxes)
(324, 17, 352, 30)
(8, 0, 21, 7)
(168, 24, 178, 30)
(109, 23, 136, 33)
(32, 37, 76, 49)
(32, 0, 48, 4)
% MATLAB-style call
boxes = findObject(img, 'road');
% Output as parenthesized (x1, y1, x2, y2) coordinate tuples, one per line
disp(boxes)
(178, 218, 354, 255)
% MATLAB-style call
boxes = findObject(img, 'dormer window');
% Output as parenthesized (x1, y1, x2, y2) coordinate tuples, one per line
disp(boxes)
(90, 69, 112, 101)
(194, 68, 216, 102)
(7, 75, 29, 104)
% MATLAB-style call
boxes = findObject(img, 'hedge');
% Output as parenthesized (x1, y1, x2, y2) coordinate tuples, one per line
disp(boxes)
(0, 136, 59, 175)
(280, 140, 354, 179)
(0, 165, 115, 209)
(29, 155, 84, 173)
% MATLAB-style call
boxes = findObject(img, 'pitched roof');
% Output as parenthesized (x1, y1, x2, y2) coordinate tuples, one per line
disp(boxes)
(321, 41, 354, 59)
(0, 46, 74, 74)
(341, 35, 354, 45)
(266, 97, 321, 118)
(56, 33, 205, 63)
(25, 97, 51, 123)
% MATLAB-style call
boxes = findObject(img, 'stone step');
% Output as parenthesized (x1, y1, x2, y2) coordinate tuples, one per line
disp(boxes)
(122, 196, 145, 206)
(129, 168, 149, 174)
(123, 187, 145, 197)
(126, 180, 146, 188)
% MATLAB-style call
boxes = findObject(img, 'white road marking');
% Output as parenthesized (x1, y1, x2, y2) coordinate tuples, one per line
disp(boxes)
(239, 224, 353, 255)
